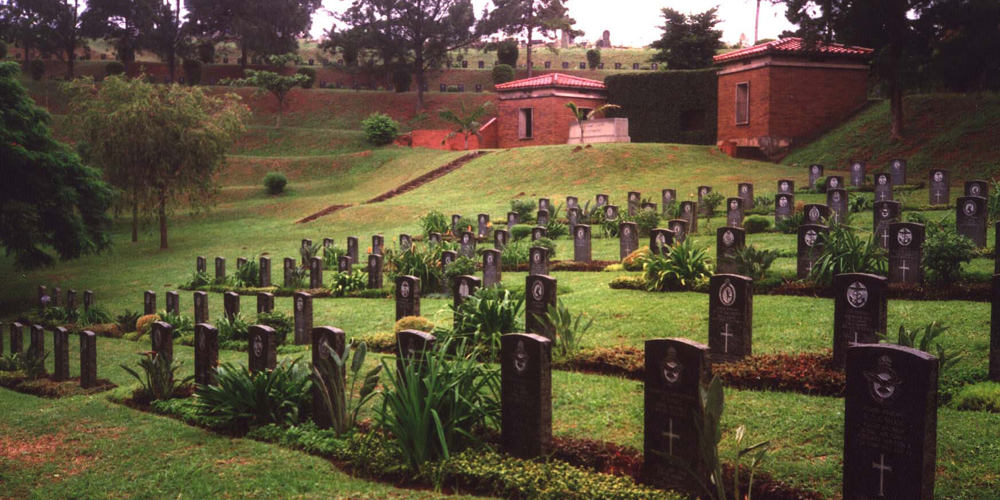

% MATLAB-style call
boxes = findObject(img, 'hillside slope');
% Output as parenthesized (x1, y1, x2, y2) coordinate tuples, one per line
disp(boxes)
(782, 93, 1000, 180)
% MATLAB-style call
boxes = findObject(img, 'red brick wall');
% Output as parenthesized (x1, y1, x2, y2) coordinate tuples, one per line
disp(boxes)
(496, 95, 607, 148)
(717, 65, 771, 149)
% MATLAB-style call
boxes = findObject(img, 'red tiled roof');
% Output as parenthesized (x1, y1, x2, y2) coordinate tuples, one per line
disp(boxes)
(713, 37, 873, 63)
(494, 73, 606, 91)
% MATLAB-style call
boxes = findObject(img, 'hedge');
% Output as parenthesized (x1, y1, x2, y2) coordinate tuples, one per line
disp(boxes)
(604, 69, 717, 145)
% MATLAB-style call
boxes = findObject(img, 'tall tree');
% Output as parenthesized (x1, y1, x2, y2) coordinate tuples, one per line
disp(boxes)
(66, 75, 247, 249)
(649, 7, 723, 70)
(146, 0, 185, 81)
(482, 0, 581, 77)
(0, 1, 48, 67)
(226, 53, 308, 128)
(80, 0, 154, 64)
(1, 62, 112, 269)
(37, 0, 84, 79)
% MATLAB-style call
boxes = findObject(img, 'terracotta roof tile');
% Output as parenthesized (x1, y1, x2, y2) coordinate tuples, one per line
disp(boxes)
(494, 73, 606, 91)
(713, 37, 873, 63)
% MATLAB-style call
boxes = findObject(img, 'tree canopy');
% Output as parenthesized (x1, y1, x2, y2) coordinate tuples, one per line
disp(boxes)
(480, 0, 582, 77)
(649, 7, 722, 70)
(225, 53, 309, 128)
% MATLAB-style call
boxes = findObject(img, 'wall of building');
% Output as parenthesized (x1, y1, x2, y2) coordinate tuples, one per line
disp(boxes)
(716, 64, 772, 152)
(401, 117, 498, 151)
(496, 94, 608, 148)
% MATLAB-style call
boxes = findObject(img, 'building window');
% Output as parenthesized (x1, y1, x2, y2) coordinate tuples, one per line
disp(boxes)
(518, 108, 533, 139)
(735, 82, 750, 125)
(578, 108, 592, 120)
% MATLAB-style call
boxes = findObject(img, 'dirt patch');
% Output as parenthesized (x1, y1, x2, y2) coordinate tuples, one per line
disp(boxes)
(0, 433, 66, 466)
(296, 204, 352, 224)
(0, 373, 117, 398)
(364, 151, 489, 204)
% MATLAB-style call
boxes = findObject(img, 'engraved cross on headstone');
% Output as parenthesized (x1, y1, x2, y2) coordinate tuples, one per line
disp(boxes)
(872, 453, 892, 497)
(721, 323, 733, 353)
(899, 260, 909, 282)
(665, 418, 680, 456)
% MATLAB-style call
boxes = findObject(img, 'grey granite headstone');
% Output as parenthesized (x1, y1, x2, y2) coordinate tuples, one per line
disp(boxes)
(525, 275, 557, 341)
(661, 189, 676, 210)
(494, 229, 510, 250)
(531, 226, 547, 241)
(293, 292, 313, 344)
(429, 232, 442, 246)
(483, 249, 502, 286)
(809, 164, 824, 189)
(338, 255, 351, 273)
(395, 275, 421, 320)
(827, 189, 848, 223)
(573, 225, 591, 263)
(566, 196, 578, 210)
(460, 231, 476, 257)
(193, 291, 208, 324)
(440, 250, 457, 272)
(452, 275, 481, 325)
(194, 323, 219, 386)
(301, 239, 313, 266)
(873, 201, 902, 249)
(649, 228, 674, 256)
(777, 179, 794, 195)
(309, 257, 323, 288)
(9, 322, 23, 355)
(833, 273, 888, 367)
(874, 173, 893, 202)
(399, 233, 412, 252)
(257, 292, 274, 314)
(347, 236, 359, 263)
(956, 196, 987, 247)
(929, 169, 950, 205)
(80, 331, 97, 388)
(708, 274, 753, 362)
(668, 219, 688, 243)
(311, 326, 346, 428)
(529, 247, 549, 276)
(826, 175, 844, 191)
(507, 211, 519, 228)
(567, 207, 581, 228)
(775, 193, 794, 222)
(501, 333, 552, 459)
(196, 256, 207, 274)
(716, 227, 746, 275)
(596, 193, 609, 208)
(965, 180, 988, 198)
(51, 287, 60, 307)
(150, 321, 173, 364)
(236, 257, 247, 271)
(738, 182, 754, 209)
(66, 289, 76, 310)
(83, 290, 93, 311)
(28, 325, 44, 359)
(804, 203, 831, 224)
(697, 186, 712, 216)
(283, 257, 297, 288)
(38, 285, 47, 309)
(224, 291, 240, 321)
(619, 222, 638, 260)
(248, 325, 277, 373)
(889, 159, 906, 185)
(850, 160, 866, 187)
(680, 201, 698, 233)
(166, 291, 179, 315)
(642, 202, 657, 214)
(215, 257, 226, 283)
(259, 256, 271, 287)
(603, 204, 619, 221)
(888, 222, 924, 284)
(798, 224, 829, 279)
(477, 214, 490, 238)
(726, 197, 743, 227)
(396, 329, 436, 376)
(451, 214, 462, 234)
(322, 238, 333, 249)
(627, 191, 641, 216)
(844, 343, 938, 499)
(52, 326, 69, 381)
(144, 290, 156, 315)
(538, 198, 550, 212)
(536, 209, 550, 226)
(372, 234, 384, 256)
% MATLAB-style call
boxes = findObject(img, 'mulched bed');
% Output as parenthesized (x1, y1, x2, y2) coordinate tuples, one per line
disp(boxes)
(0, 372, 116, 398)
(505, 260, 617, 272)
(765, 280, 991, 302)
(296, 204, 352, 224)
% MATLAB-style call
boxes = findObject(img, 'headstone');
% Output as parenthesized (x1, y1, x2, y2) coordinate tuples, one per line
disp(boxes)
(51, 287, 60, 307)
(738, 183, 754, 209)
(440, 250, 457, 272)
(483, 249, 502, 286)
(874, 173, 893, 202)
(193, 291, 208, 324)
(833, 273, 888, 367)
(850, 160, 866, 187)
(452, 275, 481, 323)
(301, 239, 312, 266)
(531, 226, 547, 241)
(28, 325, 44, 359)
(956, 196, 987, 247)
(477, 214, 490, 238)
(809, 164, 825, 189)
(293, 292, 313, 344)
(150, 321, 173, 364)
(166, 291, 179, 315)
(642, 338, 711, 490)
(194, 323, 219, 386)
(889, 159, 906, 185)
(399, 233, 412, 252)
(372, 235, 384, 256)
(529, 247, 549, 276)
(309, 256, 323, 288)
(259, 256, 271, 287)
(596, 193, 609, 208)
(311, 326, 347, 428)
(804, 203, 831, 224)
(37, 285, 47, 308)
(452, 214, 462, 233)
(888, 223, 925, 284)
(680, 201, 697, 233)
(725, 198, 743, 227)
(697, 186, 712, 216)
(338, 255, 351, 273)
(827, 175, 844, 191)
(649, 228, 674, 255)
(215, 257, 225, 283)
(929, 169, 950, 205)
(460, 231, 476, 257)
(775, 193, 794, 222)
(843, 344, 938, 499)
(565, 223, 591, 263)
(283, 257, 297, 288)
(965, 180, 989, 198)
(627, 191, 640, 216)
(641, 202, 657, 212)
(507, 211, 520, 228)
(143, 290, 156, 315)
(827, 189, 848, 223)
(992, 274, 1000, 382)
(396, 329, 435, 376)
(80, 331, 97, 388)
(429, 232, 443, 246)
(323, 238, 334, 249)
(257, 292, 275, 314)
(395, 275, 420, 320)
(248, 325, 277, 373)
(708, 274, 753, 362)
(619, 222, 638, 260)
(566, 196, 578, 210)
(224, 291, 240, 321)
(236, 257, 247, 270)
(83, 290, 94, 311)
(347, 236, 359, 263)
(603, 204, 619, 221)
(661, 189, 676, 209)
(52, 327, 69, 381)
(538, 198, 550, 212)
(525, 275, 557, 341)
(778, 179, 794, 195)
(66, 289, 76, 311)
(536, 209, 550, 226)
(567, 207, 581, 228)
(873, 201, 902, 249)
(797, 224, 829, 279)
(501, 333, 553, 458)
(668, 219, 689, 243)
(9, 322, 23, 355)
(716, 227, 746, 274)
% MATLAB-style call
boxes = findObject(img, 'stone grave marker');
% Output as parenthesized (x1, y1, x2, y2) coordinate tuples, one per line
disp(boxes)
(627, 191, 641, 216)
(29, 325, 44, 359)
(957, 196, 987, 247)
(809, 164, 824, 189)
(738, 182, 754, 209)
(483, 249, 502, 286)
(399, 233, 412, 252)
(151, 321, 174, 363)
(668, 219, 689, 243)
(144, 290, 156, 315)
(726, 198, 743, 227)
(775, 193, 794, 222)
(83, 290, 93, 311)
(642, 338, 710, 490)
(603, 204, 619, 221)
(827, 175, 844, 191)
(311, 326, 346, 428)
(80, 331, 97, 388)
(538, 198, 550, 212)
(197, 255, 207, 274)
(323, 238, 333, 249)
(992, 275, 1000, 382)
(224, 291, 240, 321)
(662, 189, 676, 209)
(459, 231, 476, 257)
(194, 323, 219, 386)
(525, 275, 557, 341)
(778, 179, 794, 195)
(194, 291, 208, 324)
(440, 250, 457, 273)
(396, 329, 436, 376)
(52, 287, 60, 307)
(798, 224, 829, 279)
(395, 275, 421, 320)
(372, 235, 384, 256)
(66, 289, 76, 311)
(680, 201, 697, 233)
(248, 325, 277, 373)
(531, 226, 547, 241)
(9, 322, 23, 355)
(237, 257, 247, 270)
(494, 229, 509, 249)
(507, 211, 519, 228)
(649, 228, 674, 255)
(428, 232, 442, 246)
(347, 236, 359, 263)
(300, 239, 312, 265)
(889, 158, 906, 185)
(833, 273, 888, 367)
(874, 173, 893, 202)
(929, 169, 950, 205)
(844, 343, 938, 499)
(257, 292, 275, 314)
(716, 227, 746, 274)
(477, 214, 490, 238)
(309, 257, 323, 288)
(259, 256, 271, 287)
(338, 255, 351, 273)
(537, 209, 550, 226)
(567, 207, 581, 228)
(452, 275, 481, 325)
(888, 222, 924, 284)
(283, 257, 297, 287)
(573, 225, 592, 263)
(166, 291, 179, 315)
(873, 201, 902, 249)
(965, 180, 988, 198)
(804, 203, 830, 224)
(566, 196, 578, 210)
(827, 189, 848, 223)
(708, 274, 753, 362)
(501, 333, 552, 458)
(697, 186, 712, 216)
(619, 222, 638, 259)
(451, 214, 462, 233)
(529, 247, 549, 276)
(293, 292, 313, 344)
(52, 326, 69, 381)
(215, 256, 226, 283)
(850, 160, 866, 187)
(642, 202, 657, 212)
(37, 285, 46, 308)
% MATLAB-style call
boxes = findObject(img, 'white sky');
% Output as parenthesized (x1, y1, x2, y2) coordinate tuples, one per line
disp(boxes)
(311, 0, 797, 47)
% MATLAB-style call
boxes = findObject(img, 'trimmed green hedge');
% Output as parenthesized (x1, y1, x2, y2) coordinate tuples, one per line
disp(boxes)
(604, 70, 717, 145)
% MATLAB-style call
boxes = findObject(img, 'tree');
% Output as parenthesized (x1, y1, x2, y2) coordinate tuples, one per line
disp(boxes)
(80, 0, 154, 64)
(66, 74, 247, 249)
(0, 62, 112, 269)
(437, 101, 493, 150)
(565, 101, 619, 143)
(482, 0, 582, 77)
(496, 38, 518, 66)
(649, 7, 722, 70)
(586, 48, 600, 69)
(0, 0, 56, 69)
(225, 53, 308, 128)
(144, 0, 186, 82)
(37, 0, 85, 79)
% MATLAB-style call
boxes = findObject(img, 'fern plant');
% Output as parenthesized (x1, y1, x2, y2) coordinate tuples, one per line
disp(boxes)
(312, 341, 382, 435)
(733, 246, 781, 281)
(194, 359, 312, 431)
(121, 352, 193, 401)
(78, 306, 112, 326)
(451, 287, 524, 358)
(231, 258, 260, 288)
(539, 300, 593, 358)
(882, 322, 963, 372)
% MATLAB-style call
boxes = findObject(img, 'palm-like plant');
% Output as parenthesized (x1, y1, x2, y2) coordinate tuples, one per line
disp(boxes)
(566, 102, 622, 143)
(437, 101, 494, 150)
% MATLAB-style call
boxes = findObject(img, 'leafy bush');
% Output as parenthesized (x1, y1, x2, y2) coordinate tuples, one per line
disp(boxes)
(217, 314, 252, 343)
(329, 270, 367, 297)
(540, 300, 593, 358)
(22, 348, 49, 380)
(621, 247, 649, 271)
(296, 67, 316, 88)
(444, 256, 477, 279)
(182, 59, 202, 85)
(882, 322, 963, 372)
(452, 215, 476, 235)
(544, 219, 568, 239)
(987, 180, 1000, 222)
(312, 340, 382, 435)
(848, 194, 872, 213)
(586, 48, 601, 69)
(323, 244, 347, 270)
(496, 40, 518, 66)
(509, 224, 533, 241)
(808, 224, 886, 285)
(509, 199, 536, 223)
(105, 61, 125, 77)
(264, 171, 287, 195)
(194, 359, 312, 431)
(701, 191, 724, 219)
(499, 239, 530, 267)
(733, 246, 780, 281)
(395, 316, 435, 334)
(385, 245, 444, 292)
(775, 211, 804, 234)
(300, 241, 321, 265)
(361, 112, 399, 146)
(159, 312, 194, 337)
(0, 353, 21, 372)
(743, 215, 771, 234)
(185, 270, 211, 287)
(632, 207, 660, 235)
(286, 265, 308, 289)
(231, 258, 260, 288)
(257, 311, 293, 345)
(641, 239, 712, 291)
(951, 382, 1000, 412)
(78, 306, 112, 326)
(117, 310, 142, 333)
(136, 314, 161, 337)
(752, 195, 774, 210)
(420, 210, 450, 236)
(923, 226, 975, 283)
(450, 287, 524, 357)
(608, 275, 646, 290)
(121, 352, 193, 402)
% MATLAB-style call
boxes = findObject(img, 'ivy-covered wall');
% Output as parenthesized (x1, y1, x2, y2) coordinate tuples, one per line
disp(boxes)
(604, 70, 718, 145)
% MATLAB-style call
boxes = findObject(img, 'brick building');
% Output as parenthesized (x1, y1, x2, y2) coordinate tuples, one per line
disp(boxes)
(714, 38, 873, 158)
(493, 73, 611, 148)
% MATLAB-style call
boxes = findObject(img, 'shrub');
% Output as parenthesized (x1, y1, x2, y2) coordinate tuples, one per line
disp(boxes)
(263, 171, 288, 195)
(217, 314, 252, 343)
(733, 246, 780, 281)
(809, 224, 886, 285)
(29, 59, 45, 80)
(701, 191, 725, 219)
(117, 310, 142, 333)
(499, 239, 530, 267)
(496, 40, 518, 66)
(300, 241, 322, 265)
(603, 69, 717, 144)
(632, 207, 660, 235)
(419, 210, 449, 236)
(923, 226, 975, 283)
(323, 244, 347, 270)
(491, 64, 515, 85)
(329, 271, 367, 297)
(544, 219, 568, 239)
(136, 314, 161, 337)
(121, 352, 193, 402)
(752, 195, 774, 210)
(78, 306, 112, 326)
(540, 300, 593, 358)
(883, 322, 963, 372)
(641, 238, 711, 291)
(311, 341, 382, 436)
(105, 61, 125, 77)
(392, 68, 411, 92)
(450, 287, 524, 357)
(621, 247, 649, 271)
(848, 194, 872, 213)
(951, 382, 1000, 412)
(186, 270, 211, 287)
(775, 211, 804, 234)
(296, 67, 316, 88)
(586, 48, 601, 69)
(231, 258, 260, 288)
(256, 311, 293, 345)
(385, 245, 444, 292)
(395, 315, 435, 334)
(182, 59, 202, 85)
(609, 275, 646, 290)
(509, 199, 536, 223)
(532, 236, 557, 258)
(361, 112, 399, 146)
(444, 256, 477, 279)
(194, 359, 312, 432)
(452, 215, 476, 236)
(743, 215, 771, 234)
(159, 312, 194, 337)
(509, 224, 533, 241)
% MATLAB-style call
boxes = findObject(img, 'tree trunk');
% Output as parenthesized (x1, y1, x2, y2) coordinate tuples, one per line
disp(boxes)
(526, 2, 534, 77)
(276, 96, 283, 128)
(131, 199, 138, 243)
(158, 192, 168, 250)
(886, 0, 906, 140)
(240, 44, 248, 75)
(415, 54, 425, 111)
(169, 0, 179, 82)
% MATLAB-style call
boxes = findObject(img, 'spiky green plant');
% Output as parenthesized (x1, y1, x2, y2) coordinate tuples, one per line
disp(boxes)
(121, 352, 193, 401)
(194, 359, 311, 431)
(312, 341, 382, 435)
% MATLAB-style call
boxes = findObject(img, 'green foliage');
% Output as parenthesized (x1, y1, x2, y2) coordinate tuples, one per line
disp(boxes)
(361, 112, 399, 146)
(22, 348, 49, 380)
(217, 314, 252, 343)
(256, 311, 293, 345)
(532, 236, 557, 259)
(509, 199, 536, 223)
(186, 270, 211, 288)
(743, 215, 772, 234)
(312, 341, 382, 435)
(452, 215, 476, 235)
(0, 353, 21, 372)
(641, 238, 712, 291)
(987, 180, 1000, 221)
(194, 359, 312, 431)
(323, 244, 347, 270)
(296, 67, 316, 89)
(300, 241, 321, 264)
(231, 258, 260, 288)
(809, 224, 887, 285)
(182, 59, 202, 85)
(29, 59, 45, 80)
(105, 61, 125, 77)
(775, 211, 805, 234)
(544, 219, 568, 239)
(951, 382, 1000, 413)
(450, 287, 524, 357)
(491, 64, 515, 85)
(395, 316, 435, 334)
(159, 312, 195, 337)
(701, 191, 725, 219)
(499, 238, 530, 267)
(437, 101, 493, 149)
(849, 194, 872, 213)
(923, 225, 976, 283)
(496, 40, 518, 66)
(884, 322, 963, 372)
(586, 48, 601, 69)
(224, 53, 308, 128)
(264, 171, 288, 195)
(733, 246, 781, 281)
(650, 7, 722, 69)
(386, 245, 444, 292)
(121, 352, 193, 402)
(604, 69, 718, 144)
(444, 256, 477, 280)
(116, 310, 142, 333)
(392, 68, 412, 92)
(509, 224, 533, 241)
(753, 195, 774, 210)
(376, 340, 500, 469)
(631, 207, 661, 235)
(541, 300, 593, 359)
(78, 306, 112, 326)
(419, 210, 450, 236)
(329, 271, 368, 297)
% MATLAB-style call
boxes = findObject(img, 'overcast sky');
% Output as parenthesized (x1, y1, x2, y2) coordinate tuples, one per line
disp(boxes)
(311, 0, 798, 47)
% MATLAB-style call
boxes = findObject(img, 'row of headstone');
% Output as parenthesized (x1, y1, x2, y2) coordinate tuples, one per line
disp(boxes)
(35, 286, 93, 311)
(3, 322, 99, 388)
